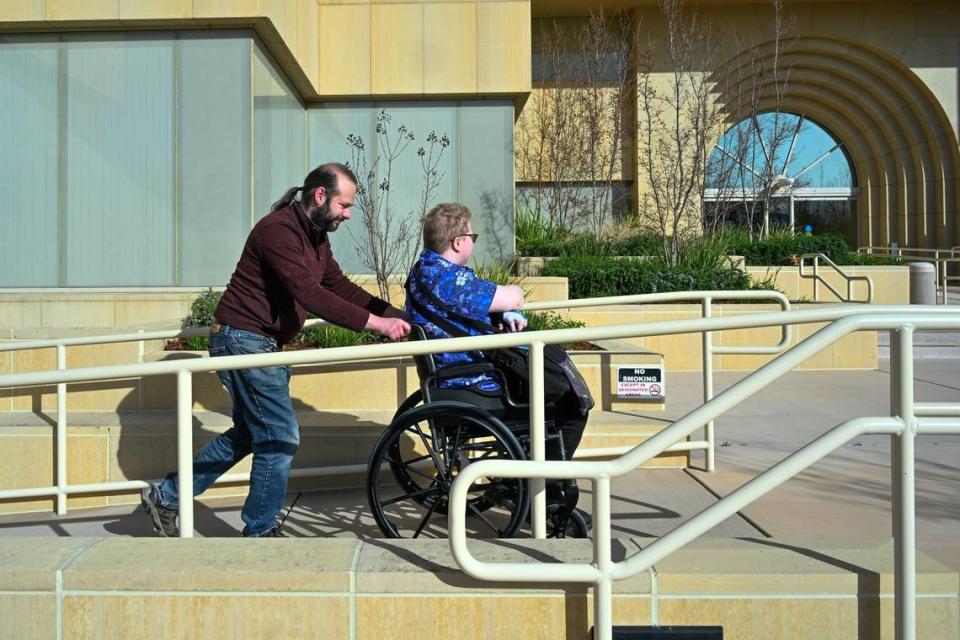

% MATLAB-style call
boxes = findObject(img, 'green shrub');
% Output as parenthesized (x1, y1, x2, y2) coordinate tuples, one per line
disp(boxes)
(292, 323, 379, 348)
(526, 310, 585, 332)
(187, 289, 222, 327)
(541, 256, 758, 299)
(722, 230, 855, 266)
(839, 252, 903, 266)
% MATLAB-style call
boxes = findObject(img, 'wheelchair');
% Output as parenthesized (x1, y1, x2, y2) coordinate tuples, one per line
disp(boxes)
(365, 325, 590, 539)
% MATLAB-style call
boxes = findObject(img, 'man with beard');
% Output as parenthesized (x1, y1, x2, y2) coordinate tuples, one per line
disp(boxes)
(142, 163, 410, 538)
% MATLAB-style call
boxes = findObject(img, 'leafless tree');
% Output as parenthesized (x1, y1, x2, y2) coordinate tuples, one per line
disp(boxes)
(636, 0, 728, 264)
(710, 0, 796, 238)
(346, 110, 450, 302)
(515, 12, 634, 237)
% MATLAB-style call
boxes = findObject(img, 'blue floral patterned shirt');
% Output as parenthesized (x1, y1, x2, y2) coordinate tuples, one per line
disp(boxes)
(405, 249, 499, 389)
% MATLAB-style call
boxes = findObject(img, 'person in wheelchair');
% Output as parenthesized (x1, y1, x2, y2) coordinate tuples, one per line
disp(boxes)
(404, 202, 591, 533)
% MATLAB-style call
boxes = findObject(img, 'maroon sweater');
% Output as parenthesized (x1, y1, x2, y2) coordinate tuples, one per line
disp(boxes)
(215, 203, 402, 344)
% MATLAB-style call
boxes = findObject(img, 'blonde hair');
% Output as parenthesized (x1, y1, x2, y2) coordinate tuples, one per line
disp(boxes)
(422, 202, 472, 252)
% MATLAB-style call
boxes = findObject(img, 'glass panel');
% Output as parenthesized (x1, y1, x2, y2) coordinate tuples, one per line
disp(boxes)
(309, 102, 461, 274)
(178, 33, 252, 287)
(795, 200, 857, 247)
(252, 43, 305, 223)
(709, 112, 855, 191)
(0, 36, 59, 287)
(306, 103, 374, 274)
(63, 34, 176, 286)
(460, 101, 516, 262)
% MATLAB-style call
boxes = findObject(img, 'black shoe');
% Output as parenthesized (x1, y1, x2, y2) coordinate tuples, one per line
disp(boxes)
(259, 525, 287, 538)
(140, 485, 179, 537)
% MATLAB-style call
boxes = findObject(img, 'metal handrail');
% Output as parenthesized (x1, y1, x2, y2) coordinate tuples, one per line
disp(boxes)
(858, 245, 960, 304)
(799, 252, 873, 303)
(448, 307, 960, 640)
(1, 305, 957, 639)
(0, 290, 791, 513)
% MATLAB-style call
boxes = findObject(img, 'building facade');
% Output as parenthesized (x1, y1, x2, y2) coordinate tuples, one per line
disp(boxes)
(0, 1, 958, 290)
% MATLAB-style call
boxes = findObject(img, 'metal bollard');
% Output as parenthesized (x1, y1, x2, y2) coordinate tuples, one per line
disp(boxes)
(908, 262, 936, 304)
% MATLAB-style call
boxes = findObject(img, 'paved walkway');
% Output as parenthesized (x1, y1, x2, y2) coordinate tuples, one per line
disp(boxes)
(1, 359, 957, 571)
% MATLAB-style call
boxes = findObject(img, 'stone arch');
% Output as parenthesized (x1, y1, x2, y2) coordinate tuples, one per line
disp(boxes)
(715, 36, 960, 248)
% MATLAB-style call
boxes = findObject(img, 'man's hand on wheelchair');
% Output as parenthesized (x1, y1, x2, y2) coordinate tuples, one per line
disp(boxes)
(499, 310, 528, 333)
(371, 316, 412, 342)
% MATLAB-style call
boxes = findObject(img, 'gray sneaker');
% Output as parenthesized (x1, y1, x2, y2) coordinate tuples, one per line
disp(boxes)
(141, 486, 179, 537)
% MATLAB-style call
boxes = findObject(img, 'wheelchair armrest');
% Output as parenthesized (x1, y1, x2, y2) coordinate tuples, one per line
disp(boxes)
(432, 362, 496, 379)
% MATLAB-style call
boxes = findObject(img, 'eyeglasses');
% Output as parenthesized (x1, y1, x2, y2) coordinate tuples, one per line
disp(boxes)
(455, 233, 479, 242)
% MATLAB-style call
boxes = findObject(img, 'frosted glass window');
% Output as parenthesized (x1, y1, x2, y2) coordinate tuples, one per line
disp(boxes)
(459, 102, 515, 262)
(0, 37, 60, 286)
(63, 34, 176, 286)
(252, 45, 305, 222)
(178, 34, 252, 286)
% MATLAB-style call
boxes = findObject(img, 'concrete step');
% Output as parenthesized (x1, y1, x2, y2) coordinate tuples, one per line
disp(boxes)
(0, 408, 682, 516)
(877, 329, 960, 358)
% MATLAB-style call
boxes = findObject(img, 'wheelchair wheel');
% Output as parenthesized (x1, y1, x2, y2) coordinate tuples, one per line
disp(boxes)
(392, 390, 423, 421)
(545, 505, 591, 539)
(367, 401, 529, 539)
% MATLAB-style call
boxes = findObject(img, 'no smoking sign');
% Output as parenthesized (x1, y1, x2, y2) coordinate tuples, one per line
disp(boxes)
(617, 366, 665, 399)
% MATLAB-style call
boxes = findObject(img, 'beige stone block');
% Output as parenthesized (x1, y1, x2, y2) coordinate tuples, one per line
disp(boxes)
(357, 538, 650, 595)
(191, 0, 267, 20)
(11, 346, 57, 411)
(357, 594, 586, 640)
(0, 429, 108, 513)
(655, 538, 958, 597)
(714, 305, 792, 371)
(113, 295, 194, 327)
(64, 538, 357, 591)
(658, 597, 858, 638)
(477, 1, 530, 94)
(878, 594, 960, 640)
(63, 594, 349, 640)
(0, 537, 98, 590)
(289, 362, 402, 411)
(0, 347, 10, 411)
(0, 594, 57, 639)
(319, 3, 372, 95)
(120, 0, 193, 22)
(853, 267, 909, 305)
(0, 0, 46, 22)
(40, 295, 116, 328)
(519, 276, 568, 302)
(795, 322, 877, 370)
(45, 0, 120, 22)
(0, 297, 43, 329)
(295, 0, 320, 87)
(424, 2, 477, 94)
(141, 364, 230, 411)
(371, 3, 424, 95)
(611, 594, 654, 627)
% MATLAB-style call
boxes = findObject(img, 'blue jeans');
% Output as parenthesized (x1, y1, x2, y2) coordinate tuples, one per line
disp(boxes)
(156, 324, 299, 537)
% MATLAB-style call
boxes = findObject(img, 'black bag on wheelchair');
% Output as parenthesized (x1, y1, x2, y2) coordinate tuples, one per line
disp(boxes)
(487, 343, 594, 415)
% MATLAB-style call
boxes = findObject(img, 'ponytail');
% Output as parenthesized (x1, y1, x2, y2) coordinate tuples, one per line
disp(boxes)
(271, 186, 303, 213)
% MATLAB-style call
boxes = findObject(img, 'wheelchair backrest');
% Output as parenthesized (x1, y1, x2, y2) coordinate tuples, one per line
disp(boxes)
(409, 324, 437, 382)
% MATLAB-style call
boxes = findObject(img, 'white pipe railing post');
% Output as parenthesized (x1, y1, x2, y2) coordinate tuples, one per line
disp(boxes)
(529, 341, 546, 538)
(176, 370, 194, 538)
(892, 327, 917, 640)
(593, 475, 614, 640)
(55, 344, 67, 515)
(701, 297, 715, 473)
(813, 255, 821, 302)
